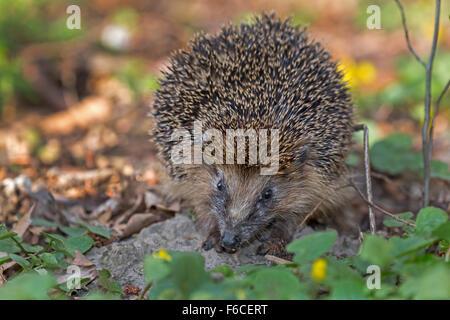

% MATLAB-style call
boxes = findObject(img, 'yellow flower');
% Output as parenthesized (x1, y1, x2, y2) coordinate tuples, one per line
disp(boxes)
(152, 249, 172, 262)
(311, 258, 327, 281)
(355, 61, 377, 85)
(338, 58, 377, 88)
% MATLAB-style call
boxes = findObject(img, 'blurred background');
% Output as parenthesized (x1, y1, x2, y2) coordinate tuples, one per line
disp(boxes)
(0, 0, 449, 229)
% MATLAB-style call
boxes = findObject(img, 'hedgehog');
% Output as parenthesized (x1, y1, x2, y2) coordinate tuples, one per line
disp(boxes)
(150, 13, 354, 256)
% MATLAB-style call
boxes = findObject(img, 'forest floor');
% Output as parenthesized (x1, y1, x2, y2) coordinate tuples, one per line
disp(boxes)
(0, 0, 449, 298)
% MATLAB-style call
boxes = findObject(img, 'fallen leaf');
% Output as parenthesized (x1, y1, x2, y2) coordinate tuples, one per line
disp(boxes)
(12, 203, 35, 237)
(72, 250, 94, 267)
(120, 212, 170, 239)
(40, 96, 112, 135)
(123, 285, 141, 296)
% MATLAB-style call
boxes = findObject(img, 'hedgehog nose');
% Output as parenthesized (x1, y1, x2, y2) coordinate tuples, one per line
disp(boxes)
(221, 230, 241, 251)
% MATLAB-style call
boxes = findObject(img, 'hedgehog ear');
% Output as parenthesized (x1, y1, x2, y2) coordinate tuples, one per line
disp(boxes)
(278, 145, 309, 175)
(295, 145, 309, 168)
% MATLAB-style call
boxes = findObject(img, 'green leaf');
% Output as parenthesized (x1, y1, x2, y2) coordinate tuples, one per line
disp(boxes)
(8, 253, 31, 270)
(370, 133, 416, 175)
(383, 212, 414, 228)
(430, 160, 450, 180)
(252, 268, 306, 300)
(432, 221, 450, 242)
(39, 252, 60, 269)
(415, 207, 448, 236)
(0, 225, 20, 253)
(148, 278, 179, 300)
(170, 251, 210, 297)
(368, 132, 450, 180)
(143, 256, 170, 283)
(98, 269, 123, 295)
(0, 272, 56, 299)
(59, 226, 86, 237)
(41, 233, 93, 257)
(41, 232, 73, 258)
(399, 263, 450, 299)
(78, 221, 110, 239)
(389, 236, 435, 257)
(323, 256, 363, 283)
(21, 243, 43, 253)
(329, 279, 367, 300)
(0, 231, 17, 240)
(287, 230, 337, 264)
(41, 232, 62, 242)
(31, 218, 59, 228)
(236, 264, 266, 275)
(0, 256, 12, 265)
(0, 238, 20, 253)
(359, 234, 394, 267)
(64, 236, 94, 254)
(82, 291, 120, 300)
(211, 265, 234, 278)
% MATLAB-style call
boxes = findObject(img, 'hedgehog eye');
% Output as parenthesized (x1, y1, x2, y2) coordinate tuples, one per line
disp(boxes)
(217, 180, 224, 191)
(263, 189, 272, 200)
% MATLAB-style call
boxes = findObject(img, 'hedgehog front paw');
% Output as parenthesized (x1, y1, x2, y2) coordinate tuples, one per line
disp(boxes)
(256, 238, 293, 260)
(202, 230, 223, 253)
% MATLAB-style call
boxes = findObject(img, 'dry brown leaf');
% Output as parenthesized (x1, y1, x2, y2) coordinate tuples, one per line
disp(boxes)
(12, 203, 35, 237)
(113, 193, 143, 228)
(0, 260, 17, 275)
(47, 168, 115, 188)
(72, 250, 94, 267)
(97, 209, 112, 225)
(0, 270, 6, 286)
(120, 213, 169, 239)
(0, 204, 36, 275)
(40, 96, 112, 135)
(123, 285, 141, 296)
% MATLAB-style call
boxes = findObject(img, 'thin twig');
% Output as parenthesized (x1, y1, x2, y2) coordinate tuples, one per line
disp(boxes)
(429, 79, 450, 154)
(298, 197, 325, 228)
(353, 124, 376, 234)
(113, 192, 144, 228)
(350, 179, 415, 228)
(265, 254, 293, 265)
(422, 0, 441, 207)
(394, 0, 426, 68)
(395, 0, 443, 207)
(434, 80, 450, 111)
(138, 282, 152, 300)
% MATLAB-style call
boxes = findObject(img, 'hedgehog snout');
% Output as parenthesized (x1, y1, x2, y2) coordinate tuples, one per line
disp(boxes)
(220, 229, 241, 252)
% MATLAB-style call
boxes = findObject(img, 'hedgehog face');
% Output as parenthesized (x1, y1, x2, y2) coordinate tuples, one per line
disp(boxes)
(207, 165, 283, 252)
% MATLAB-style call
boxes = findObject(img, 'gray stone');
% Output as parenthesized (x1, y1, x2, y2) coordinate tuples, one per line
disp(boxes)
(87, 213, 360, 289)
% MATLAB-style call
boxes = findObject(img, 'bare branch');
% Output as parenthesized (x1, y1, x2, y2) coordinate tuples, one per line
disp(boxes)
(353, 124, 376, 234)
(394, 0, 426, 68)
(430, 79, 450, 150)
(435, 79, 450, 110)
(350, 179, 415, 228)
(298, 197, 325, 228)
(422, 0, 441, 207)
(265, 255, 293, 265)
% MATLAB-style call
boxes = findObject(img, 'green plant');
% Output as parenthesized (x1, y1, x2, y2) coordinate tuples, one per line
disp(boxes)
(370, 133, 450, 180)
(1, 206, 448, 299)
(0, 219, 112, 298)
(139, 206, 449, 300)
